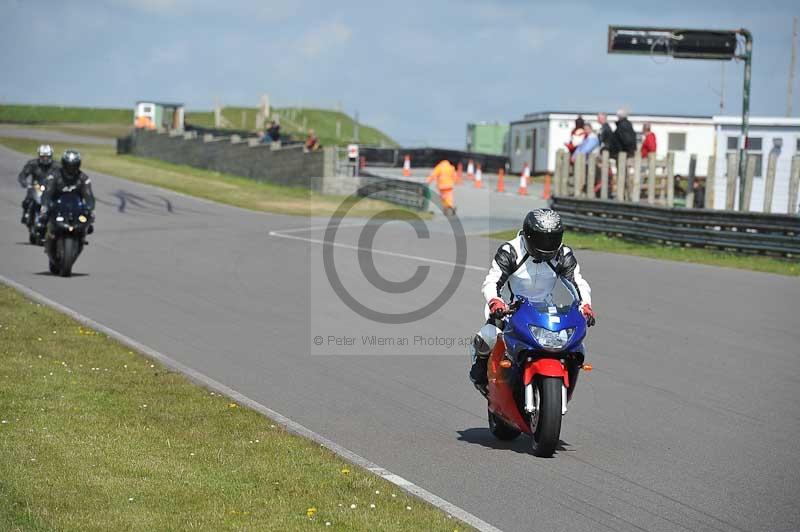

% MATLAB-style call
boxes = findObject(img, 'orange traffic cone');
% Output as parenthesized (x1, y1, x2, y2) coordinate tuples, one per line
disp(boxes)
(474, 164, 483, 188)
(497, 168, 505, 193)
(456, 162, 463, 184)
(402, 155, 411, 177)
(519, 164, 530, 196)
(466, 159, 475, 180)
(542, 173, 552, 200)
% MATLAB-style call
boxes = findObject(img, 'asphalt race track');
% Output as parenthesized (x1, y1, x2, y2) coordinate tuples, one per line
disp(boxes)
(1, 142, 799, 532)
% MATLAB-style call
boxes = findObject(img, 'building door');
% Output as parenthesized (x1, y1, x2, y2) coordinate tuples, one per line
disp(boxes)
(531, 129, 537, 173)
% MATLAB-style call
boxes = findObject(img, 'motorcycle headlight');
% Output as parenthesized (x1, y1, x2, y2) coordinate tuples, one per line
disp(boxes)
(78, 215, 87, 223)
(529, 326, 575, 351)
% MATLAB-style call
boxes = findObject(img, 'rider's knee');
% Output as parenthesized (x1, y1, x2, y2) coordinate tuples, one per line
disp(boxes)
(474, 323, 500, 356)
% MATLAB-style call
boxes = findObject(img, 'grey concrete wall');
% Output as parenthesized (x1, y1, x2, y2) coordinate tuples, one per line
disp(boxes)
(130, 130, 330, 188)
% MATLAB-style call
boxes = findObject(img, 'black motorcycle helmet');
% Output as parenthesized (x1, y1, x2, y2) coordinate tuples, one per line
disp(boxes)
(522, 209, 563, 262)
(61, 150, 82, 182)
(37, 144, 54, 167)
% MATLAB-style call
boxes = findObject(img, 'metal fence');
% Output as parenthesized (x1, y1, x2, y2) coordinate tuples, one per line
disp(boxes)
(357, 170, 430, 211)
(552, 196, 800, 256)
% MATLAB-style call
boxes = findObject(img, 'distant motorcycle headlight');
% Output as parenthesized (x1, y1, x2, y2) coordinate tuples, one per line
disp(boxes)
(55, 216, 64, 222)
(78, 215, 87, 223)
(529, 326, 575, 351)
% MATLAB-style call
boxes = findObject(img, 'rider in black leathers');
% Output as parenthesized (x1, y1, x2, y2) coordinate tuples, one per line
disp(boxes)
(39, 150, 96, 254)
(18, 144, 57, 224)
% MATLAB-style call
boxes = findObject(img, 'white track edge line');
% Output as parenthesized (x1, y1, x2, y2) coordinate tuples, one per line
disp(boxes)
(0, 274, 502, 532)
(269, 230, 486, 272)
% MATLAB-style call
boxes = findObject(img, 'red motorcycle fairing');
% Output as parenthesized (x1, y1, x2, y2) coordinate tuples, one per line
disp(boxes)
(523, 358, 569, 388)
(487, 336, 531, 434)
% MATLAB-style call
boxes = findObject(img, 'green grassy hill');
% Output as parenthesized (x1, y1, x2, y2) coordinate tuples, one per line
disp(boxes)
(0, 104, 397, 147)
(0, 104, 132, 124)
(187, 106, 397, 147)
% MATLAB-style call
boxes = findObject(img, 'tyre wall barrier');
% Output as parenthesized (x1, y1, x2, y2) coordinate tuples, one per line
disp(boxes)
(360, 147, 508, 173)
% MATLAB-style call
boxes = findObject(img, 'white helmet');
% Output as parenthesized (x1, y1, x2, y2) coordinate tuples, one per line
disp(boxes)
(37, 144, 54, 166)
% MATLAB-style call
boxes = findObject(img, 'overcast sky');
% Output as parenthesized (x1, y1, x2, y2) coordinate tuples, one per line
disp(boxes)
(2, 0, 799, 147)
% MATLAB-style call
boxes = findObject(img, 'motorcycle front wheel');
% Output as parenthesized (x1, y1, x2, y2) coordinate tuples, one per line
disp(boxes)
(529, 376, 563, 457)
(57, 236, 81, 277)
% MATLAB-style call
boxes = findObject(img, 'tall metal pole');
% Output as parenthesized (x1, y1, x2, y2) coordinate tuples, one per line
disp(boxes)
(737, 29, 752, 211)
(789, 17, 798, 117)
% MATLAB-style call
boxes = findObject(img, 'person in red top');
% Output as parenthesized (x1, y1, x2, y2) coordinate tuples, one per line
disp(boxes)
(640, 123, 657, 158)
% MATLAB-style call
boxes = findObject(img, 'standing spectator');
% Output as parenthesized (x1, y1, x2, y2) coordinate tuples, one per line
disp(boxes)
(640, 122, 656, 158)
(597, 112, 619, 157)
(572, 124, 599, 162)
(566, 115, 586, 153)
(305, 129, 320, 151)
(614, 108, 636, 157)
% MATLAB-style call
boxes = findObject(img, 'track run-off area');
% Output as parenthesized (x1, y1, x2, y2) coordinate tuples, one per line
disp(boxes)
(1, 141, 798, 532)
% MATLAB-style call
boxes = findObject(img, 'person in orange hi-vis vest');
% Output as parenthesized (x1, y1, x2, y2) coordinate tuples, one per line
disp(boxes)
(426, 159, 457, 216)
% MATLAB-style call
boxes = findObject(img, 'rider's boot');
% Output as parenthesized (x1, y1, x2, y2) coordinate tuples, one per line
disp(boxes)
(469, 334, 491, 394)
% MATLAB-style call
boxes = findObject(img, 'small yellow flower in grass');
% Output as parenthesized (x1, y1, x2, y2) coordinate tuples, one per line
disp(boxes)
(391, 493, 397, 498)
(325, 521, 331, 526)
(375, 490, 380, 494)
(406, 506, 412, 511)
(128, 497, 134, 502)
(350, 503, 357, 509)
(340, 468, 350, 475)
(369, 503, 376, 509)
(306, 507, 317, 518)
(228, 403, 238, 408)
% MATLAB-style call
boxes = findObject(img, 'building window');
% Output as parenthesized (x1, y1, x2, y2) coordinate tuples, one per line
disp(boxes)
(796, 137, 800, 152)
(747, 137, 762, 151)
(525, 132, 532, 150)
(667, 132, 686, 151)
(726, 136, 738, 151)
(539, 130, 546, 148)
(514, 133, 520, 151)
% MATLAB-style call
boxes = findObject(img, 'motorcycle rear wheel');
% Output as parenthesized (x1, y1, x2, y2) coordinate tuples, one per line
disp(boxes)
(488, 410, 521, 440)
(530, 377, 562, 457)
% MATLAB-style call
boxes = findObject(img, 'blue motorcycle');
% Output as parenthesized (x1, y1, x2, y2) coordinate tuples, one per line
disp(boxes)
(485, 280, 591, 457)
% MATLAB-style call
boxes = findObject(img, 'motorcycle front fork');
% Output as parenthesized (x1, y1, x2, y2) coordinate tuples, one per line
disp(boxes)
(524, 381, 569, 415)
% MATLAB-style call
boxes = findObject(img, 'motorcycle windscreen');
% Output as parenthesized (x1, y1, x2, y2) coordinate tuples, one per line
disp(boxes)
(55, 192, 85, 219)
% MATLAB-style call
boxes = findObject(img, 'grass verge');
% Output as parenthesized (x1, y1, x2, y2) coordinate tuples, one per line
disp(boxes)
(488, 229, 799, 277)
(0, 283, 467, 531)
(0, 136, 424, 219)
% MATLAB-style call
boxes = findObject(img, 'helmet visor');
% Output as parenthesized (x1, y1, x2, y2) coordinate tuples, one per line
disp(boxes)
(525, 230, 563, 256)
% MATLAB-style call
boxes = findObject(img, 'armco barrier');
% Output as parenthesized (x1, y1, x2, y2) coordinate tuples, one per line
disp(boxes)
(552, 196, 800, 256)
(358, 171, 430, 211)
(361, 147, 508, 173)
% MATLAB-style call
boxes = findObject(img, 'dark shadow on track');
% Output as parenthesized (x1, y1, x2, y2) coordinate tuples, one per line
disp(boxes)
(34, 271, 89, 277)
(457, 428, 572, 455)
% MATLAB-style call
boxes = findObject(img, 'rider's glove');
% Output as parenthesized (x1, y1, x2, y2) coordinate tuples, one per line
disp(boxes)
(580, 303, 596, 327)
(488, 298, 509, 319)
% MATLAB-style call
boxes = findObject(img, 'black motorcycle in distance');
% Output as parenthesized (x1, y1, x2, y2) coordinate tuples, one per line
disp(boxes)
(24, 182, 47, 245)
(46, 191, 91, 277)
